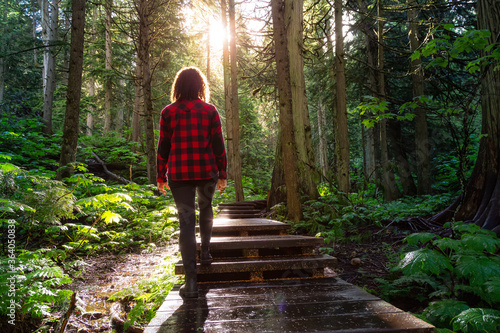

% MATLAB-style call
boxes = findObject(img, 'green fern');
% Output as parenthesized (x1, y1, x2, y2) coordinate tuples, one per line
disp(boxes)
(454, 255, 500, 288)
(399, 248, 453, 276)
(452, 308, 500, 333)
(483, 277, 500, 304)
(423, 300, 469, 329)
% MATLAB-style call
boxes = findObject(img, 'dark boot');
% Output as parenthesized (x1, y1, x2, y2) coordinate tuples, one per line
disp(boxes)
(180, 273, 198, 298)
(200, 245, 213, 266)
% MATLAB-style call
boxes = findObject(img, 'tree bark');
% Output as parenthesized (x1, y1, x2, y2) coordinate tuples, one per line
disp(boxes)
(221, 0, 233, 179)
(132, 55, 142, 147)
(432, 0, 500, 234)
(103, 0, 113, 133)
(317, 101, 330, 180)
(334, 0, 350, 194)
(138, 0, 156, 184)
(229, 0, 244, 201)
(86, 5, 97, 136)
(115, 78, 125, 135)
(387, 119, 417, 196)
(58, 0, 86, 179)
(285, 0, 318, 200)
(271, 0, 302, 222)
(409, 0, 432, 194)
(377, 0, 400, 202)
(41, 0, 59, 135)
(86, 77, 95, 136)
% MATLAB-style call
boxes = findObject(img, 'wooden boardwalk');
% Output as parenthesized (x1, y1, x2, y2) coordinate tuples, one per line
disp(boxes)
(145, 201, 435, 332)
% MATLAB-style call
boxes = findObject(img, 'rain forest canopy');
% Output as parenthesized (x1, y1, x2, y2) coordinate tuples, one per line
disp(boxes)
(1, 0, 500, 331)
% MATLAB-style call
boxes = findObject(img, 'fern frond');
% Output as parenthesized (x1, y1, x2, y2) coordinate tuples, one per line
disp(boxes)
(452, 308, 500, 333)
(423, 300, 469, 329)
(455, 255, 500, 287)
(399, 248, 453, 276)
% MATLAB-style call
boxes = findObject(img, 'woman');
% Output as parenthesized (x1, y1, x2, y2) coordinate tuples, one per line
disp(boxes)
(157, 67, 227, 298)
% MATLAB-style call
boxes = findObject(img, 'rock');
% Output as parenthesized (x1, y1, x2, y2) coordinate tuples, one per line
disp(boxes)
(350, 258, 362, 266)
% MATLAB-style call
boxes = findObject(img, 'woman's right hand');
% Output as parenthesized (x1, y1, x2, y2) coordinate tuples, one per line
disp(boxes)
(217, 179, 227, 194)
(157, 181, 170, 195)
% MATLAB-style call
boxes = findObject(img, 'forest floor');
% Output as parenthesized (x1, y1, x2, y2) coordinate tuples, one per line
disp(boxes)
(64, 240, 180, 333)
(58, 225, 415, 333)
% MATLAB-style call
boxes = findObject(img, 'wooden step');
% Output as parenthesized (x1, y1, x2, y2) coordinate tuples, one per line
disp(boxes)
(218, 200, 267, 209)
(175, 255, 338, 283)
(218, 205, 256, 211)
(196, 218, 290, 237)
(145, 278, 435, 332)
(196, 235, 323, 258)
(201, 235, 323, 249)
(217, 212, 262, 219)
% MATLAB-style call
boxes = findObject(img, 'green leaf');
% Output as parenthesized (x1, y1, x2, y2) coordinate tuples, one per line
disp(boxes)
(455, 255, 500, 287)
(411, 50, 421, 61)
(452, 308, 500, 333)
(483, 277, 500, 304)
(461, 234, 500, 254)
(434, 238, 462, 252)
(405, 232, 439, 246)
(0, 163, 21, 173)
(443, 23, 455, 31)
(101, 211, 122, 224)
(423, 300, 469, 329)
(399, 248, 452, 276)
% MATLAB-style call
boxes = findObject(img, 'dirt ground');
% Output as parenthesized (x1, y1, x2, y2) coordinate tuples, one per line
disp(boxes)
(64, 240, 180, 333)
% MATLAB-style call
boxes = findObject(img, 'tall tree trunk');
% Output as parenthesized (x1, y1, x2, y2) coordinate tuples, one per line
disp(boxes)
(0, 3, 6, 103)
(268, 135, 287, 208)
(86, 5, 97, 136)
(115, 78, 125, 135)
(377, 0, 400, 202)
(138, 0, 156, 184)
(132, 55, 142, 147)
(41, 0, 59, 135)
(334, 0, 350, 194)
(285, 0, 318, 200)
(86, 77, 95, 135)
(221, 0, 233, 179)
(271, 0, 302, 221)
(103, 0, 113, 133)
(356, 0, 379, 185)
(409, 0, 431, 194)
(432, 0, 500, 234)
(61, 9, 70, 85)
(32, 0, 38, 66)
(317, 101, 330, 180)
(365, 31, 378, 184)
(229, 0, 244, 201)
(387, 119, 417, 195)
(58, 0, 86, 179)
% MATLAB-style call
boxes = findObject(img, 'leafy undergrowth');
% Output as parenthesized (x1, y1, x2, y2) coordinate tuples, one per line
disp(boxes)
(269, 184, 500, 333)
(0, 162, 183, 332)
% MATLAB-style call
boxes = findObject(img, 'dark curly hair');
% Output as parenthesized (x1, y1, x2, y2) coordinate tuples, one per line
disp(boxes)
(170, 67, 210, 102)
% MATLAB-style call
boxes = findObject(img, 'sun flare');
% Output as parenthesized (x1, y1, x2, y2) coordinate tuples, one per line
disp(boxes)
(208, 19, 229, 53)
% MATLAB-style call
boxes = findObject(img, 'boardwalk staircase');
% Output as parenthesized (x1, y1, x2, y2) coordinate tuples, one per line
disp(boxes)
(176, 200, 337, 283)
(145, 200, 435, 332)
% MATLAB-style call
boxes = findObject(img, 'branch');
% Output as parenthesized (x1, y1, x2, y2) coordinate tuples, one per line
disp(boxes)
(91, 151, 132, 185)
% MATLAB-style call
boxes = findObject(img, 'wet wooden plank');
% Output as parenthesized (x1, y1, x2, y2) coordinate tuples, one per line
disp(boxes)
(145, 278, 435, 333)
(198, 235, 324, 250)
(175, 255, 338, 275)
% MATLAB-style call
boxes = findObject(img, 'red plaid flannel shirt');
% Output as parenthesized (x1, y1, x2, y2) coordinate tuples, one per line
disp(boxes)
(156, 99, 227, 183)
